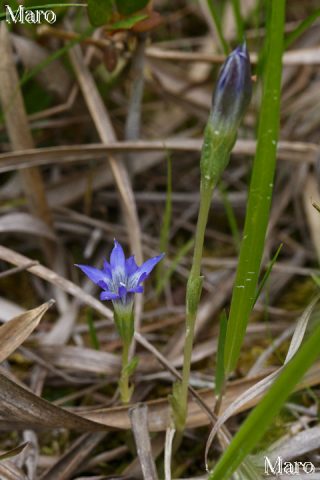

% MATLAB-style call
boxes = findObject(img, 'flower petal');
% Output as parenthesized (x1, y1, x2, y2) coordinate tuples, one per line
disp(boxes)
(100, 291, 119, 301)
(128, 253, 164, 287)
(125, 255, 139, 276)
(75, 264, 110, 288)
(128, 285, 144, 294)
(110, 240, 126, 276)
(103, 260, 112, 279)
(118, 284, 127, 301)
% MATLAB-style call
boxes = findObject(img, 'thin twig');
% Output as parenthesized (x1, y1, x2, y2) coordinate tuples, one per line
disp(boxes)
(0, 261, 39, 279)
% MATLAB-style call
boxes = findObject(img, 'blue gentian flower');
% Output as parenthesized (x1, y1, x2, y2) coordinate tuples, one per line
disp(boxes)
(200, 42, 252, 185)
(211, 42, 252, 135)
(76, 240, 164, 309)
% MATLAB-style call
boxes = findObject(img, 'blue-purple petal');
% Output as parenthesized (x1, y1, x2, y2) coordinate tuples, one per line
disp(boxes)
(103, 259, 112, 279)
(137, 272, 147, 284)
(128, 253, 164, 287)
(110, 240, 125, 273)
(128, 285, 144, 294)
(118, 284, 127, 300)
(76, 243, 164, 306)
(75, 264, 109, 287)
(125, 255, 139, 276)
(100, 291, 119, 301)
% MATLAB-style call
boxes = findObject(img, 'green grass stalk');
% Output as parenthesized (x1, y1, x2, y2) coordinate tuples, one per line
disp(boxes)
(219, 181, 240, 251)
(156, 238, 194, 296)
(285, 8, 320, 48)
(171, 40, 252, 434)
(119, 339, 130, 404)
(209, 299, 320, 479)
(231, 0, 244, 42)
(206, 0, 229, 55)
(253, 243, 283, 307)
(175, 180, 214, 429)
(224, 0, 286, 374)
(86, 307, 100, 350)
(156, 154, 172, 293)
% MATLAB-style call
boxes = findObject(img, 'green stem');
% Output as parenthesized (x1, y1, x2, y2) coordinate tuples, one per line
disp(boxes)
(224, 0, 286, 374)
(177, 181, 214, 431)
(206, 0, 229, 55)
(190, 182, 214, 278)
(231, 0, 244, 42)
(170, 39, 251, 435)
(171, 124, 235, 433)
(119, 339, 131, 404)
(114, 307, 135, 404)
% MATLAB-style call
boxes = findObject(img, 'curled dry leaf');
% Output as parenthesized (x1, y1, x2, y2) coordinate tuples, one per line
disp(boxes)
(0, 442, 30, 461)
(0, 300, 55, 364)
(71, 362, 320, 433)
(0, 364, 319, 433)
(0, 373, 107, 432)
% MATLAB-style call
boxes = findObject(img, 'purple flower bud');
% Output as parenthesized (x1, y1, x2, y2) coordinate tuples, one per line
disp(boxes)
(211, 43, 252, 134)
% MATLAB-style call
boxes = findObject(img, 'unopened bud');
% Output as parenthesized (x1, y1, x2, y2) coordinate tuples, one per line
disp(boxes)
(200, 43, 252, 188)
(211, 42, 252, 137)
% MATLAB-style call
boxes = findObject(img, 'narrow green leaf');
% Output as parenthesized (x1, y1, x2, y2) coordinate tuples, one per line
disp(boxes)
(156, 239, 194, 296)
(219, 181, 240, 251)
(124, 356, 139, 376)
(312, 201, 320, 214)
(224, 0, 286, 374)
(285, 8, 320, 48)
(231, 0, 244, 43)
(20, 26, 94, 89)
(253, 243, 283, 307)
(156, 153, 172, 293)
(115, 0, 148, 16)
(206, 0, 229, 55)
(107, 12, 147, 30)
(0, 442, 29, 461)
(86, 307, 100, 350)
(209, 302, 320, 479)
(311, 274, 320, 289)
(215, 310, 227, 396)
(87, 0, 114, 27)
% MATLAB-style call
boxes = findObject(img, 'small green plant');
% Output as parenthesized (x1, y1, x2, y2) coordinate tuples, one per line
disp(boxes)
(76, 240, 164, 403)
(170, 42, 252, 434)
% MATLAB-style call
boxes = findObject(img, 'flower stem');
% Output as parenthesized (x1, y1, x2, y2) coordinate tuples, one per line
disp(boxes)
(119, 338, 131, 404)
(174, 180, 214, 432)
(114, 307, 135, 404)
(170, 42, 252, 434)
(171, 130, 235, 433)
